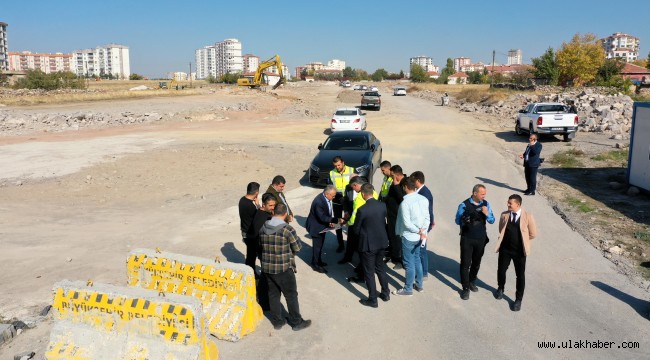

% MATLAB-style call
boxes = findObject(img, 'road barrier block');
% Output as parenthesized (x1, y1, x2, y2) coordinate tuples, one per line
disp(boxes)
(45, 280, 218, 360)
(126, 248, 262, 341)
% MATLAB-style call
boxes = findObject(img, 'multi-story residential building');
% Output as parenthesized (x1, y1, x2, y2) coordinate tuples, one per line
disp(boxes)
(410, 55, 432, 70)
(295, 66, 307, 78)
(195, 46, 216, 79)
(327, 59, 346, 71)
(215, 38, 242, 76)
(453, 57, 471, 72)
(305, 62, 325, 72)
(460, 62, 486, 73)
(243, 54, 260, 73)
(73, 44, 130, 79)
(9, 51, 72, 73)
(0, 22, 8, 71)
(600, 32, 640, 62)
(195, 38, 243, 80)
(507, 49, 522, 65)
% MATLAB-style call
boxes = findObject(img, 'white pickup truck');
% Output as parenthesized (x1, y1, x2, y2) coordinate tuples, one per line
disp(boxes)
(515, 102, 579, 142)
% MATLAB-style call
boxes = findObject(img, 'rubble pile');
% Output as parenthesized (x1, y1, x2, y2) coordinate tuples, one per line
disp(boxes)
(416, 87, 636, 140)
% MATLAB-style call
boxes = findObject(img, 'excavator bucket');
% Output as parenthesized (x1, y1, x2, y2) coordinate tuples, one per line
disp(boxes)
(272, 77, 285, 90)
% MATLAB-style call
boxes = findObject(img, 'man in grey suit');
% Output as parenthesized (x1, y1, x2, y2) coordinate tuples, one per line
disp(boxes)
(353, 183, 391, 307)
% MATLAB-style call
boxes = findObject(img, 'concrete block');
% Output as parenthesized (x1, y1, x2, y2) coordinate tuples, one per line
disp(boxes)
(126, 249, 263, 342)
(46, 280, 218, 360)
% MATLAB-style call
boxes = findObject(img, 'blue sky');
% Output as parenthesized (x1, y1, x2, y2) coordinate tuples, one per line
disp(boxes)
(3, 0, 649, 78)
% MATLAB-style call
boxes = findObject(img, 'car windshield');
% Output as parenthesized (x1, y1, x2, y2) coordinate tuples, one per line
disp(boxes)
(364, 92, 379, 96)
(335, 110, 358, 116)
(536, 105, 566, 112)
(395, 87, 405, 90)
(323, 136, 369, 150)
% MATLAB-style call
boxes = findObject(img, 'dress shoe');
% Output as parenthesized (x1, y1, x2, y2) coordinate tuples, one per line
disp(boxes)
(272, 320, 286, 330)
(469, 282, 478, 292)
(336, 245, 345, 253)
(291, 319, 312, 331)
(347, 276, 364, 283)
(379, 293, 390, 302)
(413, 284, 424, 293)
(522, 189, 530, 194)
(392, 288, 413, 296)
(512, 299, 522, 311)
(460, 289, 470, 300)
(311, 265, 328, 274)
(525, 192, 535, 196)
(317, 261, 328, 267)
(493, 288, 504, 300)
(337, 258, 350, 265)
(359, 299, 378, 308)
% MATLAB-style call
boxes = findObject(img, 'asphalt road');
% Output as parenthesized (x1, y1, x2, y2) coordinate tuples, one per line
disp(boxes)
(217, 90, 650, 359)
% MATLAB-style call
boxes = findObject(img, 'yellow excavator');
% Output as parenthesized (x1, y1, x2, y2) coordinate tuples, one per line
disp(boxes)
(237, 55, 285, 89)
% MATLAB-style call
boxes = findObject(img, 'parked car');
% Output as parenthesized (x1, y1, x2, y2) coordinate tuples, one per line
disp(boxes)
(393, 86, 407, 96)
(516, 102, 579, 142)
(369, 86, 379, 92)
(358, 85, 368, 91)
(353, 84, 362, 90)
(331, 108, 367, 132)
(340, 80, 351, 87)
(361, 91, 381, 110)
(308, 130, 382, 186)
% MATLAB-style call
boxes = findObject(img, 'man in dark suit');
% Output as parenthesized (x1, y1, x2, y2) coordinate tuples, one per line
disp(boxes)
(520, 134, 542, 196)
(353, 183, 391, 307)
(305, 185, 341, 274)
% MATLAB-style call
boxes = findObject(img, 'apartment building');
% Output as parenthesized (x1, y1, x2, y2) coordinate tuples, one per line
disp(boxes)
(9, 51, 72, 73)
(0, 22, 8, 71)
(243, 54, 259, 73)
(195, 38, 243, 79)
(507, 49, 522, 65)
(460, 62, 486, 73)
(600, 32, 640, 62)
(166, 72, 196, 81)
(327, 59, 346, 71)
(73, 44, 130, 79)
(195, 46, 216, 79)
(453, 57, 471, 72)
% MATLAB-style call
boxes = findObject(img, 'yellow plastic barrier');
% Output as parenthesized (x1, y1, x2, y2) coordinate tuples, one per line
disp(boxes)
(126, 248, 263, 341)
(45, 280, 218, 360)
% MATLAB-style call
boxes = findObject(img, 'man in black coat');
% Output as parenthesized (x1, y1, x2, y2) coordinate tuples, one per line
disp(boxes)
(353, 183, 391, 307)
(305, 185, 341, 274)
(520, 134, 543, 196)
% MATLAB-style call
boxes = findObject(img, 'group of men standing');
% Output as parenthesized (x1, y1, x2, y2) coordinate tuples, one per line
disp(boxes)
(239, 154, 540, 331)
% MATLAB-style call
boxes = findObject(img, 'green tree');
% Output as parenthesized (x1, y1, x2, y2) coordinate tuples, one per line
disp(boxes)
(354, 69, 370, 81)
(531, 47, 560, 85)
(343, 66, 355, 79)
(205, 74, 217, 83)
(647, 52, 650, 70)
(556, 33, 605, 86)
(371, 68, 389, 81)
(13, 70, 86, 90)
(129, 73, 144, 80)
(399, 70, 405, 79)
(220, 72, 240, 84)
(437, 58, 455, 84)
(466, 71, 484, 84)
(595, 58, 625, 84)
(409, 64, 428, 83)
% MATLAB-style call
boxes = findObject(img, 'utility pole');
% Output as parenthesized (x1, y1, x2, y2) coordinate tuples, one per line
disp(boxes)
(189, 62, 192, 88)
(491, 50, 496, 88)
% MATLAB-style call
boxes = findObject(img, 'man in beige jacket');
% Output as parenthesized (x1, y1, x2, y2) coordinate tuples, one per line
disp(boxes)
(493, 194, 537, 311)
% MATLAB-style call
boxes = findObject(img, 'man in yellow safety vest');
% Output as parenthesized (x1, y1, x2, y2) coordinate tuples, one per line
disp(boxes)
(378, 160, 393, 202)
(329, 156, 356, 252)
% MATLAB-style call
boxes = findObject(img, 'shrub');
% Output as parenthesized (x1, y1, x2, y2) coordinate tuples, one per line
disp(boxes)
(13, 70, 86, 90)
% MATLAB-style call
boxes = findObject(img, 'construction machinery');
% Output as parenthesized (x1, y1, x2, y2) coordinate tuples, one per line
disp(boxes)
(237, 55, 285, 89)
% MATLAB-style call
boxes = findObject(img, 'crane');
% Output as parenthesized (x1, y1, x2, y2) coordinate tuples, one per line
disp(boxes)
(237, 55, 285, 89)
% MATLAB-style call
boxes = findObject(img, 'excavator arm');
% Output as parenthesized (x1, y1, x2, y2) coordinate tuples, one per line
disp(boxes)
(238, 55, 284, 89)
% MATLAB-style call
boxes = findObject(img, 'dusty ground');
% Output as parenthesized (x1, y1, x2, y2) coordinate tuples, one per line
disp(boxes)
(0, 82, 648, 358)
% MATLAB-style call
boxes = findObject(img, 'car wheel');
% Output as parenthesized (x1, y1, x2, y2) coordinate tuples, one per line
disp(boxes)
(515, 121, 523, 136)
(377, 107, 381, 111)
(563, 133, 572, 142)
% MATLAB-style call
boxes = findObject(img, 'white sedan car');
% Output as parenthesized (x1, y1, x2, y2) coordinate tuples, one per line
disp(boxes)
(393, 86, 407, 96)
(330, 108, 367, 132)
(369, 86, 379, 92)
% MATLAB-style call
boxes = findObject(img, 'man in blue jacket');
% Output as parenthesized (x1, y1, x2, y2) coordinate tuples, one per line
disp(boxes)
(520, 134, 542, 196)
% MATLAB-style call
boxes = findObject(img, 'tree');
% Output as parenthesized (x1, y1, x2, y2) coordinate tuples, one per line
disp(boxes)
(437, 58, 455, 84)
(353, 69, 370, 81)
(466, 71, 484, 84)
(409, 64, 428, 83)
(129, 73, 144, 80)
(371, 68, 389, 82)
(647, 52, 650, 70)
(531, 47, 560, 85)
(595, 58, 625, 84)
(13, 70, 86, 90)
(399, 70, 405, 79)
(205, 74, 217, 83)
(343, 66, 355, 79)
(220, 72, 240, 84)
(556, 33, 605, 86)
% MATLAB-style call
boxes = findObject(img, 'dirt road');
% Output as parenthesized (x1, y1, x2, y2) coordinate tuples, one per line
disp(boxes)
(1, 83, 648, 359)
